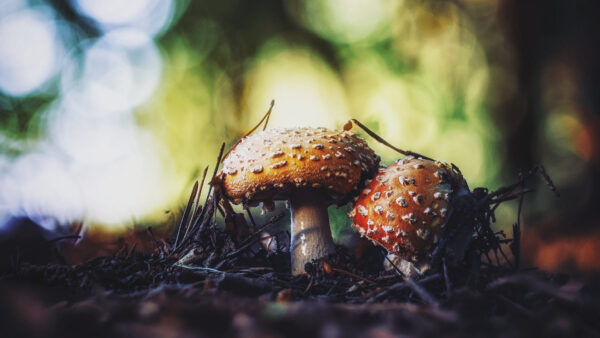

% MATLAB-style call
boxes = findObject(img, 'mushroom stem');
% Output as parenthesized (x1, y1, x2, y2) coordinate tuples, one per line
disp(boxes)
(289, 190, 336, 275)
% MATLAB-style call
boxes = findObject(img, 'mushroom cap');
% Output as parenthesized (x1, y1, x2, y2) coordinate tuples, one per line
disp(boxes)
(350, 157, 468, 261)
(218, 127, 380, 205)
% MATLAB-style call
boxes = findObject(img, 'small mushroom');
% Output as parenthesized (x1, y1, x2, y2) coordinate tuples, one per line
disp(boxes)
(350, 157, 469, 266)
(218, 127, 379, 275)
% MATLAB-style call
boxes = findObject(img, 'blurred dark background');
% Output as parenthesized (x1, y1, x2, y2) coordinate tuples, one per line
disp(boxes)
(0, 0, 599, 274)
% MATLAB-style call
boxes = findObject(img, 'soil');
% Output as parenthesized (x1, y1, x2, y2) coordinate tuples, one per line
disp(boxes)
(1, 166, 598, 338)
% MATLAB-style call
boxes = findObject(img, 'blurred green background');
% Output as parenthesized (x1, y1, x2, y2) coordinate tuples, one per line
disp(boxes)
(1, 0, 599, 271)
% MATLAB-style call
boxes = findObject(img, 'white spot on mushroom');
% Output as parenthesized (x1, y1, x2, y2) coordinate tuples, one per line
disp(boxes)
(384, 190, 394, 198)
(371, 192, 381, 201)
(223, 167, 237, 175)
(250, 165, 263, 174)
(423, 208, 434, 216)
(320, 166, 328, 171)
(334, 151, 345, 159)
(298, 155, 306, 161)
(401, 213, 416, 224)
(386, 211, 395, 220)
(353, 160, 360, 166)
(367, 220, 375, 228)
(290, 144, 302, 149)
(270, 150, 285, 158)
(413, 164, 425, 169)
(270, 160, 287, 169)
(382, 225, 394, 233)
(433, 192, 443, 199)
(322, 154, 332, 160)
(395, 196, 408, 207)
(362, 188, 372, 195)
(357, 205, 368, 217)
(440, 208, 448, 217)
(309, 155, 320, 161)
(374, 205, 384, 215)
(434, 170, 448, 181)
(312, 144, 324, 150)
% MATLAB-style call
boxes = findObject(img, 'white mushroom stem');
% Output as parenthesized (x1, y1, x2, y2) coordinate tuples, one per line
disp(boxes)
(289, 190, 336, 275)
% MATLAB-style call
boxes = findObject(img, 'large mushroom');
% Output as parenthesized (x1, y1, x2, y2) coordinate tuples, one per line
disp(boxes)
(217, 127, 379, 275)
(350, 156, 469, 276)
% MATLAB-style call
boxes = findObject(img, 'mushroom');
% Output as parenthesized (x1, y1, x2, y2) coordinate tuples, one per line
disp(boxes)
(350, 156, 469, 276)
(217, 127, 380, 275)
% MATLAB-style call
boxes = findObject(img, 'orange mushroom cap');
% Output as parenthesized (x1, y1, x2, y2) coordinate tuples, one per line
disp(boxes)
(218, 127, 380, 205)
(350, 156, 469, 261)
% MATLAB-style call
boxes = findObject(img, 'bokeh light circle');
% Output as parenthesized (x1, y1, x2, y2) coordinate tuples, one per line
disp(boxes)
(72, 0, 176, 37)
(0, 8, 62, 96)
(286, 0, 400, 44)
(60, 29, 162, 117)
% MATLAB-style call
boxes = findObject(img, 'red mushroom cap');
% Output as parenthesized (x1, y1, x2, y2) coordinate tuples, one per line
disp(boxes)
(350, 156, 468, 261)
